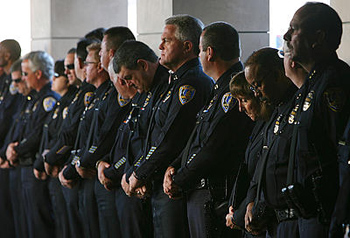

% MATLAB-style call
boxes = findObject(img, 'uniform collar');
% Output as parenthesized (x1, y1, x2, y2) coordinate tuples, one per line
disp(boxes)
(172, 58, 200, 80)
(215, 61, 244, 91)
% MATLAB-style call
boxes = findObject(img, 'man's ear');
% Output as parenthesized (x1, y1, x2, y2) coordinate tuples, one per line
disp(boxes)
(108, 49, 115, 60)
(137, 59, 148, 71)
(183, 41, 193, 54)
(207, 46, 215, 62)
(97, 62, 104, 73)
(312, 30, 326, 49)
(35, 70, 42, 80)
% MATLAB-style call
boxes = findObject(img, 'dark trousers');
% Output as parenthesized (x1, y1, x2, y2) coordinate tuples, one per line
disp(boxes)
(151, 180, 189, 238)
(79, 178, 100, 238)
(49, 178, 69, 238)
(61, 182, 84, 238)
(94, 177, 121, 238)
(9, 167, 27, 238)
(276, 217, 329, 238)
(21, 166, 55, 238)
(115, 187, 153, 238)
(187, 189, 241, 238)
(0, 168, 15, 238)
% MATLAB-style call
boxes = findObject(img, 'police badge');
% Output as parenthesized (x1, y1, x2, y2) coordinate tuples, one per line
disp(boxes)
(178, 85, 195, 105)
(303, 91, 314, 111)
(62, 106, 68, 119)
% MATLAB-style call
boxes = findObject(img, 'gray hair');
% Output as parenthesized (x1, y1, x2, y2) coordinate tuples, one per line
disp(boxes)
(23, 51, 54, 80)
(165, 14, 204, 55)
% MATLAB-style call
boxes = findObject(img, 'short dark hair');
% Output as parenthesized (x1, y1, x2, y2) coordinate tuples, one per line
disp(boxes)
(10, 59, 22, 73)
(67, 47, 76, 54)
(113, 40, 158, 73)
(1, 39, 21, 61)
(54, 59, 66, 77)
(230, 71, 254, 99)
(202, 22, 240, 61)
(245, 47, 284, 84)
(299, 2, 342, 51)
(76, 38, 98, 61)
(165, 14, 204, 55)
(104, 26, 136, 51)
(85, 27, 106, 42)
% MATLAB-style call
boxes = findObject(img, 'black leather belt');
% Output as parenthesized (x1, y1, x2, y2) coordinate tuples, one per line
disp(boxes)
(274, 208, 298, 223)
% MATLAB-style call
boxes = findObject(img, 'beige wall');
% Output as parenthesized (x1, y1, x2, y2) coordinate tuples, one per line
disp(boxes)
(137, 0, 269, 62)
(331, 0, 350, 64)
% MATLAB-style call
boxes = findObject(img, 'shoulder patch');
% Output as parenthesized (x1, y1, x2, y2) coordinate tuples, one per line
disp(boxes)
(43, 97, 56, 112)
(62, 106, 69, 119)
(178, 85, 196, 105)
(221, 92, 236, 113)
(84, 92, 94, 107)
(118, 94, 130, 107)
(324, 88, 346, 112)
(9, 83, 18, 95)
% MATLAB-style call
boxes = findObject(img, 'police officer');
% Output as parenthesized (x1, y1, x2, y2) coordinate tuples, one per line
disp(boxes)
(162, 22, 254, 238)
(33, 60, 77, 238)
(243, 47, 297, 236)
(44, 39, 95, 238)
(0, 59, 35, 238)
(125, 15, 214, 238)
(0, 40, 22, 238)
(112, 40, 170, 237)
(75, 27, 136, 238)
(60, 42, 112, 238)
(97, 57, 153, 238)
(6, 51, 59, 238)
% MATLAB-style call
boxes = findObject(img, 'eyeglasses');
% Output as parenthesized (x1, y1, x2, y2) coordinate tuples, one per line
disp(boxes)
(65, 64, 74, 70)
(84, 61, 98, 66)
(21, 72, 28, 77)
(12, 78, 22, 83)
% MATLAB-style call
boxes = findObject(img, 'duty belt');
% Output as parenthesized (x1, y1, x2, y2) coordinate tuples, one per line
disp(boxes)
(274, 208, 298, 223)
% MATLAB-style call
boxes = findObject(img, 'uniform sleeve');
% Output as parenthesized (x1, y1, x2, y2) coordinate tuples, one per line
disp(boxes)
(133, 83, 202, 180)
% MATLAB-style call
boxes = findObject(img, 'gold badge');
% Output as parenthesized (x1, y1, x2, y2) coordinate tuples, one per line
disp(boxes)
(62, 106, 68, 119)
(303, 91, 314, 111)
(52, 108, 59, 119)
(142, 92, 152, 109)
(179, 85, 196, 105)
(274, 114, 282, 134)
(289, 104, 299, 124)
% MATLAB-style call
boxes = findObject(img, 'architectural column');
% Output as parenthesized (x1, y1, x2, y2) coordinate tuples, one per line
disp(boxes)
(30, 0, 128, 60)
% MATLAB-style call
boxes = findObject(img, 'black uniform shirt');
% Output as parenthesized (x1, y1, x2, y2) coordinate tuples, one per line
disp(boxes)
(45, 80, 95, 165)
(172, 62, 254, 189)
(133, 58, 214, 181)
(33, 85, 78, 171)
(14, 83, 59, 165)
